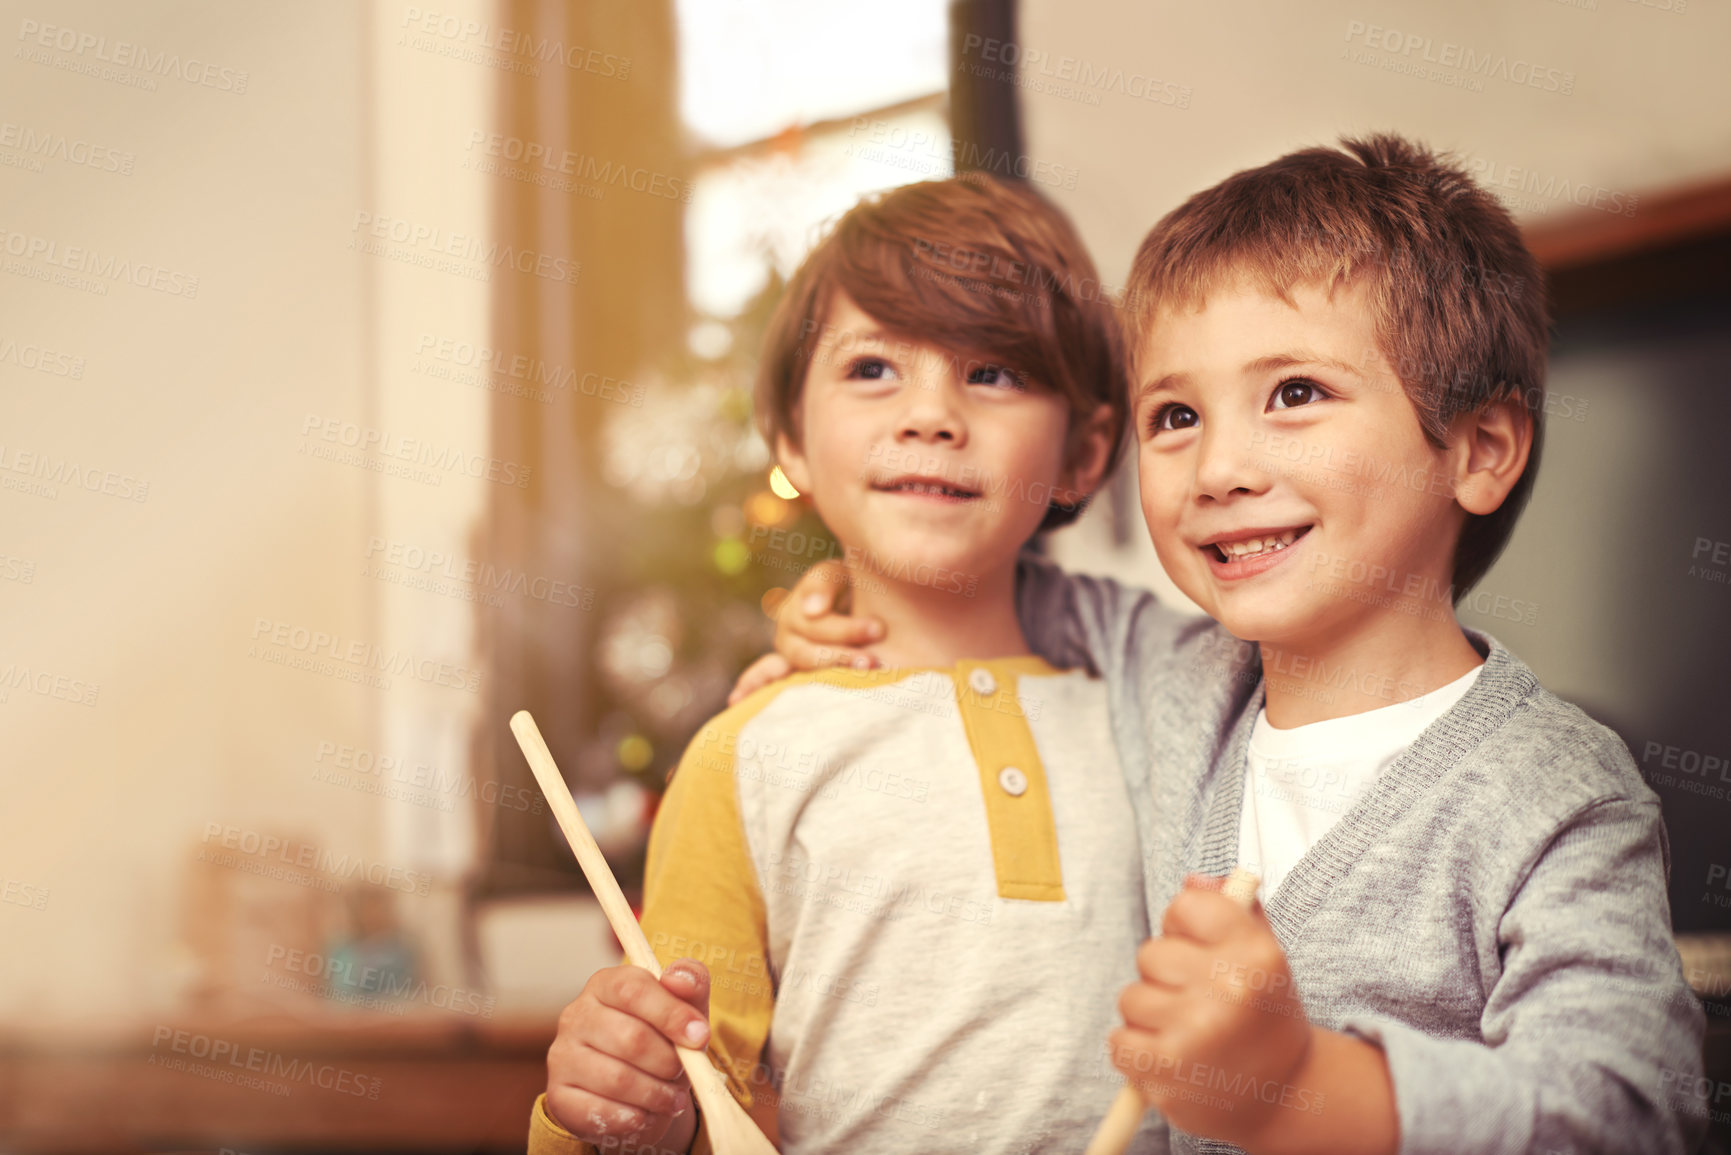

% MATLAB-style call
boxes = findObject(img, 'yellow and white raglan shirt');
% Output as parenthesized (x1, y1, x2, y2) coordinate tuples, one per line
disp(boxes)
(529, 657, 1156, 1155)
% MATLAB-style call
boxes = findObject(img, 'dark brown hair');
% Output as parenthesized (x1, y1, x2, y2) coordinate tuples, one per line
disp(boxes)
(1126, 134, 1549, 594)
(755, 171, 1127, 530)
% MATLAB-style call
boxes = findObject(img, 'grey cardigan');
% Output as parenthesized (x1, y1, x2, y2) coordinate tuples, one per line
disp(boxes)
(1017, 557, 1707, 1155)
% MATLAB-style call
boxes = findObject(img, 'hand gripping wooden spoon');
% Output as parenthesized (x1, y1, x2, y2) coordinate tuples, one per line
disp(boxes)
(1083, 867, 1263, 1155)
(512, 710, 779, 1155)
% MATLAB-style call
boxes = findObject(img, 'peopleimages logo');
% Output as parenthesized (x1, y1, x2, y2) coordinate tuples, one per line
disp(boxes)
(349, 212, 580, 285)
(248, 616, 483, 695)
(1466, 156, 1638, 219)
(463, 132, 690, 202)
(199, 823, 434, 896)
(959, 34, 1192, 108)
(1, 876, 50, 910)
(413, 334, 644, 407)
(364, 536, 593, 610)
(300, 414, 532, 490)
(0, 226, 199, 297)
(149, 1027, 380, 1098)
(16, 19, 249, 92)
(0, 334, 85, 378)
(0, 660, 99, 707)
(265, 944, 497, 1017)
(1343, 20, 1574, 95)
(0, 121, 134, 174)
(0, 443, 149, 502)
(399, 7, 630, 79)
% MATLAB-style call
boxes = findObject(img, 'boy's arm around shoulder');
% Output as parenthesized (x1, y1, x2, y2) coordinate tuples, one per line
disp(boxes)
(528, 695, 784, 1155)
(1014, 550, 1205, 679)
(1015, 550, 1256, 759)
(1342, 724, 1707, 1155)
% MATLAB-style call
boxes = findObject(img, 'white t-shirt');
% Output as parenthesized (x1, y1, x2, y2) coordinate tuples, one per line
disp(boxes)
(1235, 664, 1484, 902)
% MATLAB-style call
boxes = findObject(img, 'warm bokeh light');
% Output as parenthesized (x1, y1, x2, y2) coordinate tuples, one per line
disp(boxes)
(768, 464, 801, 499)
(760, 586, 790, 618)
(745, 488, 796, 527)
(3, 1, 1727, 1150)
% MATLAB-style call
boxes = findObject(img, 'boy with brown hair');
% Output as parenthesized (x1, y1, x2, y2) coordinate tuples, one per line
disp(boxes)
(528, 171, 1179, 1155)
(770, 136, 1705, 1153)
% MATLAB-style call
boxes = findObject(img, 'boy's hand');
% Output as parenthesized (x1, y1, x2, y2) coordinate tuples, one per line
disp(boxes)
(545, 960, 712, 1152)
(1109, 877, 1313, 1149)
(727, 653, 793, 706)
(726, 561, 884, 705)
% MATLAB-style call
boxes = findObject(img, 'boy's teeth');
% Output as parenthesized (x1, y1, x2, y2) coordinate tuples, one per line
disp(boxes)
(1218, 530, 1300, 559)
(896, 481, 970, 497)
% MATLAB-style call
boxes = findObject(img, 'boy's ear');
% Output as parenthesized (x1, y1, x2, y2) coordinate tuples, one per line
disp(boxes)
(1059, 403, 1118, 504)
(1449, 399, 1532, 516)
(774, 430, 815, 497)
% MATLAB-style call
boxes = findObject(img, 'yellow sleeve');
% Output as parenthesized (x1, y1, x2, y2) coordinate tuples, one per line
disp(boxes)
(525, 1092, 740, 1155)
(527, 1092, 597, 1155)
(641, 689, 784, 1147)
(524, 689, 786, 1155)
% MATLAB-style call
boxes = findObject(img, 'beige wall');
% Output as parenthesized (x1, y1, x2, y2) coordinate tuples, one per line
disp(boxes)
(1030, 0, 1731, 604)
(1023, 0, 1731, 290)
(5, 0, 1726, 1029)
(0, 0, 492, 1020)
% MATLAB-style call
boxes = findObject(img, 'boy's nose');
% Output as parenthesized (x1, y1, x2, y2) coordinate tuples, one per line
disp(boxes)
(1194, 421, 1271, 500)
(898, 415, 960, 443)
(895, 381, 967, 446)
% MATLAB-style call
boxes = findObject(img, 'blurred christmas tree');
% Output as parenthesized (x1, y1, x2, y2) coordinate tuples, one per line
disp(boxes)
(581, 273, 836, 840)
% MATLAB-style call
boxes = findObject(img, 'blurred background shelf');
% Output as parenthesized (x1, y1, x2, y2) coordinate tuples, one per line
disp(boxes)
(0, 1015, 553, 1155)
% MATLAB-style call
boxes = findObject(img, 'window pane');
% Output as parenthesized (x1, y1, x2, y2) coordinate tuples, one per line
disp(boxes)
(685, 105, 952, 317)
(676, 0, 948, 149)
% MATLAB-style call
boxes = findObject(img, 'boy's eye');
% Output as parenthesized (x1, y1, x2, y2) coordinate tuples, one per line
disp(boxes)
(1270, 378, 1327, 409)
(1149, 402, 1199, 434)
(846, 357, 898, 382)
(967, 364, 1024, 390)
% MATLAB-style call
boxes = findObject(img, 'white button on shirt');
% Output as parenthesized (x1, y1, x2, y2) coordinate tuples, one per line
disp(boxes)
(998, 766, 1028, 796)
(968, 668, 998, 695)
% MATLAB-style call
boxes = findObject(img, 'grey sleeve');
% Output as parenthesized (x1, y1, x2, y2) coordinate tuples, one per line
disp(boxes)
(1014, 552, 1161, 681)
(1344, 797, 1707, 1155)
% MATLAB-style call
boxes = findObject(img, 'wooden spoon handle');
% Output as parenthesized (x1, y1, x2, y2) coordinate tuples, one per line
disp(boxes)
(1084, 868, 1263, 1155)
(510, 710, 780, 1155)
(510, 710, 660, 971)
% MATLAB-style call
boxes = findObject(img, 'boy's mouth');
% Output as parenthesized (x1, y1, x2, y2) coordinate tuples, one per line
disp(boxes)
(870, 475, 981, 502)
(1199, 525, 1312, 567)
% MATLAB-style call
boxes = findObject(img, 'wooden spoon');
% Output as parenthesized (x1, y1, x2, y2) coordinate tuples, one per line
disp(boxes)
(1083, 867, 1263, 1155)
(511, 710, 780, 1155)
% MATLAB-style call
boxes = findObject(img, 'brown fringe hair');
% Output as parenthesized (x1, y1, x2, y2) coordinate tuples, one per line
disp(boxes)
(755, 171, 1128, 530)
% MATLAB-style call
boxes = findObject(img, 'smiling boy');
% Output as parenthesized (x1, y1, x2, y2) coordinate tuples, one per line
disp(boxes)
(1083, 135, 1704, 1155)
(527, 172, 1184, 1155)
(766, 136, 1705, 1153)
